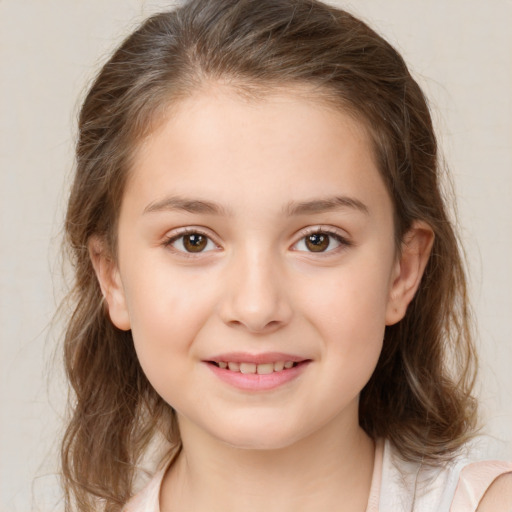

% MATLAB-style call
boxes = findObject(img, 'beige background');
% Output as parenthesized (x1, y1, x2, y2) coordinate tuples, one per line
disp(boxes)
(1, 1, 511, 510)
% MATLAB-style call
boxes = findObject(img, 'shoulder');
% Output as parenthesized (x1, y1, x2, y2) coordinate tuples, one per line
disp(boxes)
(452, 459, 512, 512)
(380, 440, 512, 512)
(476, 472, 512, 512)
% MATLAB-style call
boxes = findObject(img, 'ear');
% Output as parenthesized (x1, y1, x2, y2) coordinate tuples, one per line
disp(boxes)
(89, 237, 131, 331)
(385, 221, 434, 326)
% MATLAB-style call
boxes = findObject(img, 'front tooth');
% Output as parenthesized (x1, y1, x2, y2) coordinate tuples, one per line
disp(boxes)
(256, 363, 274, 375)
(240, 362, 257, 374)
(228, 362, 240, 371)
(273, 361, 285, 372)
(218, 361, 228, 369)
(284, 361, 294, 369)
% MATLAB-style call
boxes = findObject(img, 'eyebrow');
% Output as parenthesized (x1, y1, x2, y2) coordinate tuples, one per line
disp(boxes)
(283, 196, 369, 216)
(143, 195, 369, 216)
(143, 196, 233, 216)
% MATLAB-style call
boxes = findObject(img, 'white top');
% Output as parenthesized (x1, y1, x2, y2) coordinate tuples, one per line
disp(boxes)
(123, 439, 512, 512)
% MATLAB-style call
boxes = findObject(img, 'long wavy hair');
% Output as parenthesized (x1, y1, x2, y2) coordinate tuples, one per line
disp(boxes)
(62, 0, 478, 510)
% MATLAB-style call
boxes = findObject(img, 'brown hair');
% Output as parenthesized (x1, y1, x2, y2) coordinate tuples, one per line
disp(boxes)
(62, 0, 478, 509)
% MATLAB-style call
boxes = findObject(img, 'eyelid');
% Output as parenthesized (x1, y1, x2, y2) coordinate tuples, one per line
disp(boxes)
(291, 225, 352, 254)
(162, 227, 221, 257)
(161, 225, 351, 257)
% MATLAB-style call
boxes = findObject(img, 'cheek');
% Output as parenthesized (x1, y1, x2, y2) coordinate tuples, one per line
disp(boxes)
(323, 290, 386, 380)
(301, 260, 392, 381)
(124, 259, 216, 331)
(304, 262, 392, 336)
(121, 264, 217, 390)
(314, 297, 385, 408)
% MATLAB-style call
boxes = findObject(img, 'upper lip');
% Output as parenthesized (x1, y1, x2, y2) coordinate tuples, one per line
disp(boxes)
(205, 352, 309, 364)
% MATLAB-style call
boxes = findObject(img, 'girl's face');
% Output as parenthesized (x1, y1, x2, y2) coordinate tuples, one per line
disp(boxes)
(95, 87, 431, 450)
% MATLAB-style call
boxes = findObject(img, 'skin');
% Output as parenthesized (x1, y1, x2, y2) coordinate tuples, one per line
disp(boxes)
(91, 86, 433, 512)
(476, 473, 512, 511)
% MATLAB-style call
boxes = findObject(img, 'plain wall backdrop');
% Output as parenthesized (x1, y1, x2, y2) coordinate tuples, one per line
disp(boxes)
(1, 1, 511, 510)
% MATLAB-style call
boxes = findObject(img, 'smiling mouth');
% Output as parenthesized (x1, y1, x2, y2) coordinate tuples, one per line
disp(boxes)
(208, 360, 303, 374)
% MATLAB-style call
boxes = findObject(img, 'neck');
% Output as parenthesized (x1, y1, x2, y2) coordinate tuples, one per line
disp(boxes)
(160, 406, 375, 512)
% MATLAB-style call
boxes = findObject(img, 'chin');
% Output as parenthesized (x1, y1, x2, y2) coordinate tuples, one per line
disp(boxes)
(211, 419, 308, 451)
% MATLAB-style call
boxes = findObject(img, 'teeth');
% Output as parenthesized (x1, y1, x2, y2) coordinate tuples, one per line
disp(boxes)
(216, 361, 297, 373)
(239, 362, 256, 374)
(273, 361, 284, 372)
(256, 363, 274, 375)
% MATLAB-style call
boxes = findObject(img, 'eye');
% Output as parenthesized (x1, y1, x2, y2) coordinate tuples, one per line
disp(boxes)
(293, 229, 349, 253)
(164, 230, 218, 254)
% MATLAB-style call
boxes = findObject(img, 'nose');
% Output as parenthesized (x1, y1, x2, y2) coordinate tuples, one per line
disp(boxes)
(217, 247, 293, 334)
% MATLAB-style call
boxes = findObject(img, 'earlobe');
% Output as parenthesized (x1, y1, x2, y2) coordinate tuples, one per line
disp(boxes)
(89, 237, 131, 331)
(385, 221, 434, 326)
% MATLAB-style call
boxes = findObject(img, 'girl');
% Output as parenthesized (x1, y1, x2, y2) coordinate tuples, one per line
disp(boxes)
(61, 0, 512, 510)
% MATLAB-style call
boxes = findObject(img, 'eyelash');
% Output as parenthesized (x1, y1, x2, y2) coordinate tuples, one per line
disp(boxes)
(162, 228, 219, 258)
(162, 226, 351, 258)
(295, 227, 352, 254)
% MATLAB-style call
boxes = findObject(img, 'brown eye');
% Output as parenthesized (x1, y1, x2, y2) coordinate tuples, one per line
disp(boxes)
(293, 230, 346, 254)
(305, 233, 330, 252)
(183, 233, 207, 252)
(166, 231, 217, 254)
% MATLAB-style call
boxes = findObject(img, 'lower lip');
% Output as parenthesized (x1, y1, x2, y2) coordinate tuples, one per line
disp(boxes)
(205, 361, 310, 391)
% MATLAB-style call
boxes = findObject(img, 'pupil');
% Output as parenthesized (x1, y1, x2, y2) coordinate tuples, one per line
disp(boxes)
(306, 233, 329, 252)
(184, 234, 206, 252)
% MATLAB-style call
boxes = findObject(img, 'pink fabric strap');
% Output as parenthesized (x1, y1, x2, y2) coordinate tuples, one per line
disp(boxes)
(450, 460, 512, 512)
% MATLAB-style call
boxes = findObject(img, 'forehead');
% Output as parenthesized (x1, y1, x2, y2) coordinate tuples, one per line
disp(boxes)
(124, 85, 390, 219)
